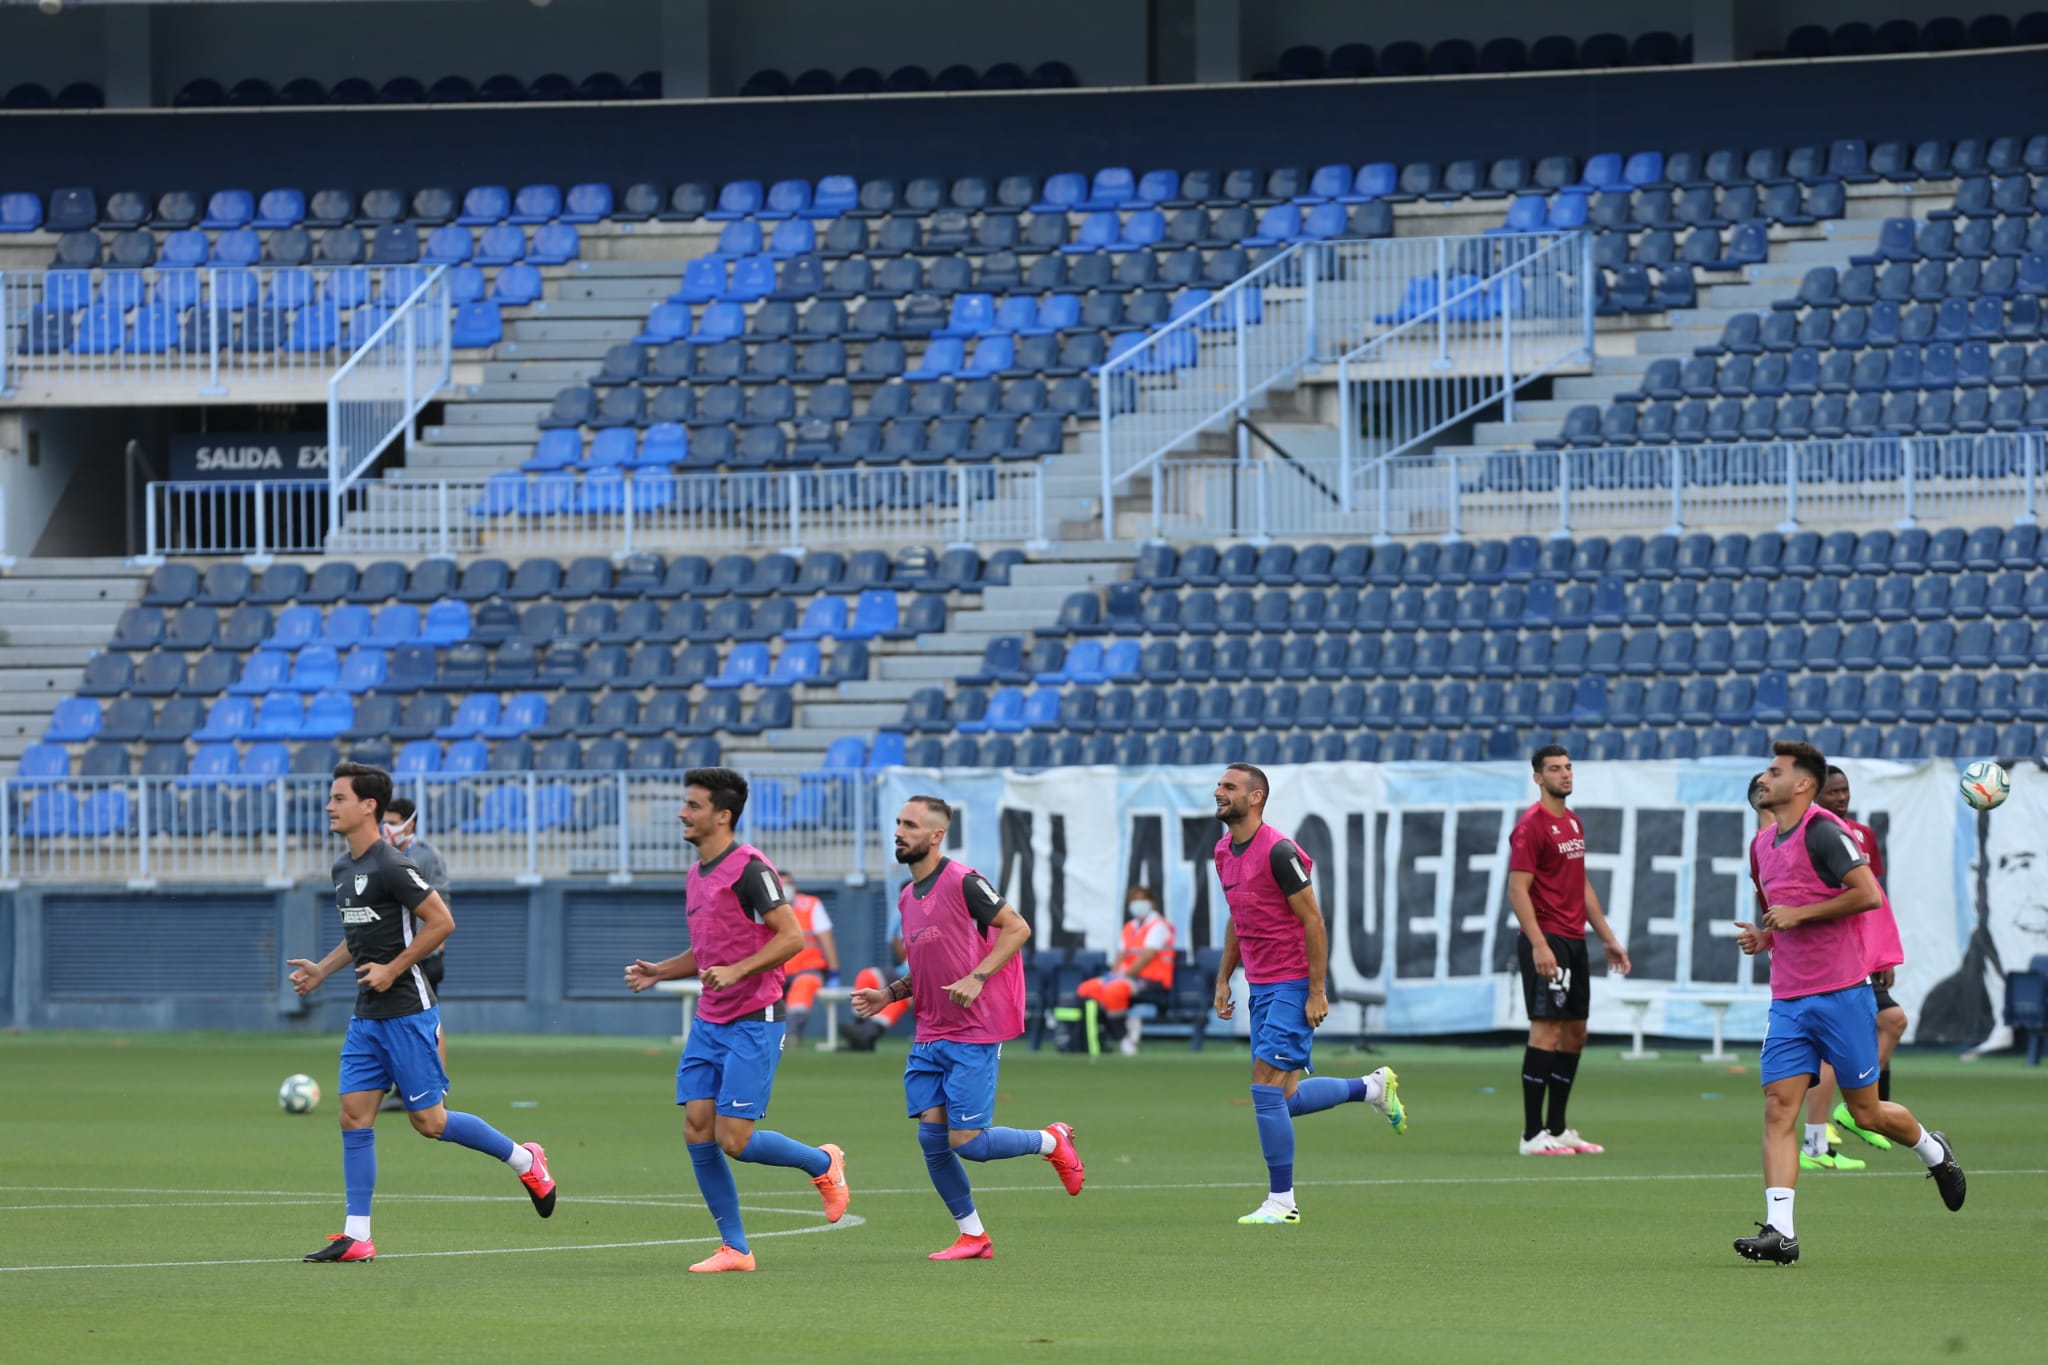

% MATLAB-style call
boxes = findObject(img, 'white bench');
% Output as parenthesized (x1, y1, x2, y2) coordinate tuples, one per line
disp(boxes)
(1617, 995, 1660, 1061)
(1694, 996, 1739, 1063)
(654, 979, 855, 1051)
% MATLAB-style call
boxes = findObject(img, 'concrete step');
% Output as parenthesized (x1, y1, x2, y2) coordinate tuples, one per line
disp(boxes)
(450, 382, 567, 404)
(0, 645, 103, 667)
(439, 401, 553, 427)
(1703, 283, 1797, 309)
(940, 608, 1072, 635)
(418, 423, 543, 445)
(0, 577, 142, 603)
(0, 557, 142, 578)
(831, 680, 924, 703)
(797, 701, 907, 728)
(1552, 373, 1645, 401)
(524, 298, 664, 321)
(1470, 418, 1564, 446)
(875, 654, 977, 682)
(495, 341, 624, 362)
(398, 445, 532, 472)
(0, 666, 84, 698)
(483, 360, 606, 384)
(553, 276, 688, 302)
(506, 319, 642, 343)
(0, 624, 120, 647)
(0, 599, 132, 625)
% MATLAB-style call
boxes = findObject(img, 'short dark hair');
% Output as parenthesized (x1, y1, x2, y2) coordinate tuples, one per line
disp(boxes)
(1531, 744, 1570, 772)
(1825, 764, 1846, 781)
(1748, 772, 1769, 807)
(1225, 762, 1269, 798)
(685, 767, 749, 827)
(907, 794, 953, 825)
(333, 761, 393, 823)
(1774, 740, 1827, 793)
(385, 795, 417, 823)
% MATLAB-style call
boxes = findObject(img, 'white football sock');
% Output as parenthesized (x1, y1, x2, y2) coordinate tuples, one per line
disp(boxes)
(1803, 1123, 1828, 1156)
(1361, 1072, 1386, 1104)
(345, 1214, 372, 1242)
(1910, 1126, 1946, 1166)
(1765, 1187, 1794, 1238)
(955, 1211, 985, 1237)
(1038, 1130, 1056, 1155)
(505, 1143, 535, 1176)
(1270, 1188, 1296, 1210)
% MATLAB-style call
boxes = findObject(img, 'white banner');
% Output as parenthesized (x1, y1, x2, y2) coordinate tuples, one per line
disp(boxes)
(880, 758, 2025, 1043)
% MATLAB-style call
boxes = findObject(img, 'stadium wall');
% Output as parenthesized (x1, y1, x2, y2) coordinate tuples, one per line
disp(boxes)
(5, 880, 889, 1034)
(1, 47, 2040, 200)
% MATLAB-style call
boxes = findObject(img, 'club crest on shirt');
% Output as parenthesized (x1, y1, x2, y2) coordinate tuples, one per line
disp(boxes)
(354, 874, 369, 894)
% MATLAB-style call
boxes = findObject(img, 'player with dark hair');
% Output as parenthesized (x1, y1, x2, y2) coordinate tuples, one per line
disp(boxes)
(624, 767, 849, 1273)
(1508, 746, 1630, 1156)
(1211, 763, 1405, 1226)
(288, 763, 555, 1263)
(851, 794, 1085, 1261)
(1803, 765, 1909, 1164)
(1733, 741, 1964, 1265)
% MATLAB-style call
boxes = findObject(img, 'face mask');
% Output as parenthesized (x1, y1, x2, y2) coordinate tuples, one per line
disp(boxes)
(1129, 899, 1156, 918)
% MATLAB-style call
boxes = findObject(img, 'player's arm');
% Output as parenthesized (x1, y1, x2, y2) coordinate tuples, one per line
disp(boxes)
(1506, 869, 1559, 981)
(1734, 865, 1774, 954)
(288, 940, 354, 996)
(1214, 919, 1241, 1017)
(625, 948, 699, 991)
(700, 861, 802, 989)
(1285, 884, 1332, 1028)
(817, 928, 841, 978)
(1764, 865, 1881, 931)
(1582, 876, 1631, 975)
(854, 970, 909, 1018)
(358, 891, 451, 994)
(942, 873, 1029, 1007)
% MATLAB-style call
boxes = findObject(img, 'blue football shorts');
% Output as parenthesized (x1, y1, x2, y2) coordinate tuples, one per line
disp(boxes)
(903, 1039, 1003, 1128)
(676, 1017, 787, 1117)
(1760, 984, 1882, 1089)
(340, 1007, 448, 1110)
(1248, 978, 1317, 1075)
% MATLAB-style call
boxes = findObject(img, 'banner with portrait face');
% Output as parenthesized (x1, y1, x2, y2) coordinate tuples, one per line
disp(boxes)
(880, 757, 1991, 1041)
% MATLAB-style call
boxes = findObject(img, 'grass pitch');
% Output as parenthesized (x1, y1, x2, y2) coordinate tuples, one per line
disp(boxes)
(2, 1030, 2043, 1362)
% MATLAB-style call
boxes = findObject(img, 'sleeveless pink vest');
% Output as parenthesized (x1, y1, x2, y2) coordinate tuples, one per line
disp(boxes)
(687, 841, 787, 1024)
(900, 860, 1026, 1044)
(1214, 822, 1314, 984)
(1750, 805, 1898, 1000)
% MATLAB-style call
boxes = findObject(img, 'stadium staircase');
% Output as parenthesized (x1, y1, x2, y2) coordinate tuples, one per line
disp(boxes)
(0, 558, 145, 772)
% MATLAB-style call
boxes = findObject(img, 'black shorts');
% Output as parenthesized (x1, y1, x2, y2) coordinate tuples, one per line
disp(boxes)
(421, 952, 445, 991)
(1517, 933, 1591, 1022)
(1870, 977, 1899, 1013)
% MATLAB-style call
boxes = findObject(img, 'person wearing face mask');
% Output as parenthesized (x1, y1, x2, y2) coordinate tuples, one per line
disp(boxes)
(1077, 887, 1177, 1055)
(378, 797, 450, 1110)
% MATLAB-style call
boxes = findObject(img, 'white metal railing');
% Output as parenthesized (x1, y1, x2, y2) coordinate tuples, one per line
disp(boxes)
(0, 264, 447, 396)
(326, 266, 453, 536)
(1, 770, 874, 888)
(142, 464, 1050, 558)
(1146, 432, 2046, 540)
(1097, 231, 1592, 536)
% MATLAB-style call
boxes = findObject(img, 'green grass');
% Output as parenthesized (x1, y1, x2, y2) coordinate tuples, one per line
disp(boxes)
(3, 1031, 2044, 1362)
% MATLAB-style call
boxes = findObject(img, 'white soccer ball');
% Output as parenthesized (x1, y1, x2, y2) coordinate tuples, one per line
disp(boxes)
(279, 1074, 322, 1114)
(1960, 760, 2010, 812)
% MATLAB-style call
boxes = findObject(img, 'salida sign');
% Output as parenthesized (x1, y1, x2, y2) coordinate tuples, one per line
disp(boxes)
(169, 432, 328, 481)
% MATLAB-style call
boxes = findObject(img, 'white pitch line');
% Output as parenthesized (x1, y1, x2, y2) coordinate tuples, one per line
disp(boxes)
(0, 1211, 863, 1274)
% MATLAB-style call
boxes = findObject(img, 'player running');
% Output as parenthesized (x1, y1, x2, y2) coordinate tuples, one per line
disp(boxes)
(1733, 742, 1965, 1266)
(288, 763, 555, 1264)
(1210, 763, 1406, 1227)
(850, 795, 1085, 1261)
(623, 768, 849, 1274)
(1508, 745, 1631, 1156)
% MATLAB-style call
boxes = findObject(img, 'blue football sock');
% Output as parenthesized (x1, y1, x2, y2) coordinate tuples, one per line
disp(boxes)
(1286, 1076, 1364, 1117)
(918, 1121, 976, 1220)
(341, 1127, 376, 1217)
(736, 1129, 831, 1179)
(1251, 1084, 1294, 1195)
(437, 1110, 516, 1162)
(954, 1127, 1044, 1162)
(688, 1141, 748, 1253)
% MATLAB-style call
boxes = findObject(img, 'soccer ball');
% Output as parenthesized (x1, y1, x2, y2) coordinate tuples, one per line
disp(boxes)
(279, 1074, 322, 1114)
(1960, 760, 2010, 812)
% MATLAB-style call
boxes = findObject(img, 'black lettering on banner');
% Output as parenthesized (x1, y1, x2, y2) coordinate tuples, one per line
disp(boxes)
(1180, 815, 1219, 947)
(1629, 806, 1683, 982)
(1124, 813, 1165, 904)
(998, 805, 1079, 949)
(1368, 811, 1391, 977)
(1292, 815, 1335, 952)
(1347, 813, 1383, 978)
(1447, 808, 1502, 978)
(1394, 810, 1443, 979)
(1691, 808, 1747, 983)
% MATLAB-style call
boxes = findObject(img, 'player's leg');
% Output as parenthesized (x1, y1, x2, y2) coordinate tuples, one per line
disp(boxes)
(1543, 940, 1600, 1151)
(1736, 996, 1815, 1263)
(715, 1019, 847, 1223)
(679, 1024, 755, 1270)
(785, 971, 823, 1041)
(1837, 984, 1907, 1147)
(1516, 936, 1572, 1154)
(1239, 981, 1311, 1223)
(907, 1046, 988, 1258)
(944, 1042, 1083, 1195)
(307, 1020, 389, 1261)
(1800, 1063, 1863, 1168)
(397, 1009, 554, 1215)
(1819, 991, 1965, 1210)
